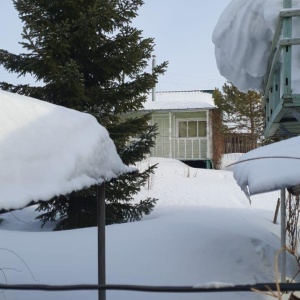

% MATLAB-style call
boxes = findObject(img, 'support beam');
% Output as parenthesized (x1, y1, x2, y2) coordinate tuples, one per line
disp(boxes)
(280, 9, 300, 18)
(292, 109, 300, 122)
(97, 183, 106, 300)
(279, 124, 293, 137)
(283, 0, 292, 96)
(280, 38, 300, 46)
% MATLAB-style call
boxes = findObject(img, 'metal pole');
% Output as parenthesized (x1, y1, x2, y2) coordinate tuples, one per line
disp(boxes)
(97, 183, 106, 300)
(273, 198, 280, 224)
(152, 55, 156, 102)
(281, 0, 290, 284)
(280, 189, 286, 283)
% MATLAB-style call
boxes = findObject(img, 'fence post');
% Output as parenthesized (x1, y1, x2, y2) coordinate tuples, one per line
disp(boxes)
(273, 198, 280, 224)
(97, 183, 106, 300)
(281, 189, 286, 283)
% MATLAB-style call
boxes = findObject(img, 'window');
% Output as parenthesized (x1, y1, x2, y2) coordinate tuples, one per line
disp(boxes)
(178, 120, 207, 138)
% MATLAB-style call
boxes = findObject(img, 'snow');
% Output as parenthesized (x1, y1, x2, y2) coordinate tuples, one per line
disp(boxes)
(212, 0, 300, 92)
(220, 153, 244, 171)
(142, 91, 215, 110)
(194, 282, 234, 288)
(232, 136, 300, 196)
(0, 157, 297, 300)
(0, 90, 132, 210)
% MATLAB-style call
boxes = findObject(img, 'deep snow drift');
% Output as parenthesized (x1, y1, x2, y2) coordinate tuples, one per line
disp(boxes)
(0, 158, 298, 300)
(0, 90, 131, 210)
(212, 0, 300, 92)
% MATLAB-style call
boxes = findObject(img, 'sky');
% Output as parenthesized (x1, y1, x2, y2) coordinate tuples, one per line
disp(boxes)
(0, 0, 232, 92)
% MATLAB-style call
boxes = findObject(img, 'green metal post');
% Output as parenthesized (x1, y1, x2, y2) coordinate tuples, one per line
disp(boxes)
(279, 0, 291, 284)
(205, 160, 212, 169)
(283, 0, 292, 96)
(273, 63, 281, 108)
(97, 183, 106, 300)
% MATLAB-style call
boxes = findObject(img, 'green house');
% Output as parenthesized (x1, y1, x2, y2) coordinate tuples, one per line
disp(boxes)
(139, 90, 215, 169)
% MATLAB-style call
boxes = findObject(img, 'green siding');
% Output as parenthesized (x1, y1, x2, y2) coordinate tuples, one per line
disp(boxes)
(150, 111, 210, 160)
(200, 140, 208, 158)
(172, 138, 207, 159)
(126, 110, 211, 160)
(173, 111, 207, 119)
(153, 115, 170, 157)
(192, 140, 200, 158)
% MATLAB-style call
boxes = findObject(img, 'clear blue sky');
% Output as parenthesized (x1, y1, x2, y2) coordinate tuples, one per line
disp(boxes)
(0, 0, 232, 91)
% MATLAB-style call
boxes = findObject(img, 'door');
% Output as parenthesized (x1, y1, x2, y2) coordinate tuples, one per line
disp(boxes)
(153, 116, 170, 157)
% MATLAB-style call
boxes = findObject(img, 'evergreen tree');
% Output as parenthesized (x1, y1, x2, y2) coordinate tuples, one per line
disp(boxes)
(0, 0, 167, 229)
(213, 83, 264, 149)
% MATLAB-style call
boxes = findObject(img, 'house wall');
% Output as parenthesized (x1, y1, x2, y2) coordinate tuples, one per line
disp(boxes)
(150, 110, 212, 162)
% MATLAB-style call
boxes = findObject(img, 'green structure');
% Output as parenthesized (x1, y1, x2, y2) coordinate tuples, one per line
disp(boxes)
(263, 0, 300, 137)
(262, 0, 300, 283)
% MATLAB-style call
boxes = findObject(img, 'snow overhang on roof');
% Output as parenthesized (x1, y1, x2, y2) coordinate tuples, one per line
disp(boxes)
(212, 0, 285, 93)
(0, 90, 133, 210)
(232, 136, 300, 197)
(141, 91, 215, 111)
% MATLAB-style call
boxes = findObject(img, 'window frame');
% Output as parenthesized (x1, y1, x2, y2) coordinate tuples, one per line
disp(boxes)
(176, 118, 207, 138)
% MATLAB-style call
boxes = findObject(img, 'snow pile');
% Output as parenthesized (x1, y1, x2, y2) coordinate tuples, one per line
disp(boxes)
(233, 136, 300, 196)
(0, 158, 296, 300)
(220, 153, 244, 171)
(0, 90, 132, 210)
(212, 0, 300, 92)
(143, 91, 215, 110)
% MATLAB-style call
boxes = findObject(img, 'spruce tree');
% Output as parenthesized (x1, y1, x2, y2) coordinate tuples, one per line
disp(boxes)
(0, 0, 167, 229)
(213, 83, 264, 150)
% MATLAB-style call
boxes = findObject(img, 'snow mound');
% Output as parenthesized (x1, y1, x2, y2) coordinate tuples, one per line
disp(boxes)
(221, 153, 244, 171)
(0, 90, 132, 210)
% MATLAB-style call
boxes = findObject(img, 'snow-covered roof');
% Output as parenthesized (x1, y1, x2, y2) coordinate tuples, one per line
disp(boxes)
(0, 90, 132, 210)
(233, 136, 300, 196)
(212, 0, 300, 92)
(141, 90, 215, 111)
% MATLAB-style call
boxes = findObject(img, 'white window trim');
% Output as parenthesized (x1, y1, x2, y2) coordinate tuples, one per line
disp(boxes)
(176, 118, 207, 139)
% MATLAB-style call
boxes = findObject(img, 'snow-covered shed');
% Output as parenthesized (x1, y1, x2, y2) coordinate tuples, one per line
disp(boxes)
(0, 89, 133, 298)
(0, 89, 132, 210)
(137, 90, 215, 168)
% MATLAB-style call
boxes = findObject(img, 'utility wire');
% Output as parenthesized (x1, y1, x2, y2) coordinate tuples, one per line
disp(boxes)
(0, 282, 300, 293)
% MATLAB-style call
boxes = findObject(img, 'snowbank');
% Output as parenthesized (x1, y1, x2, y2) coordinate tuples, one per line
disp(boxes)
(233, 136, 300, 196)
(212, 0, 300, 92)
(0, 90, 132, 210)
(221, 153, 244, 171)
(0, 158, 292, 300)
